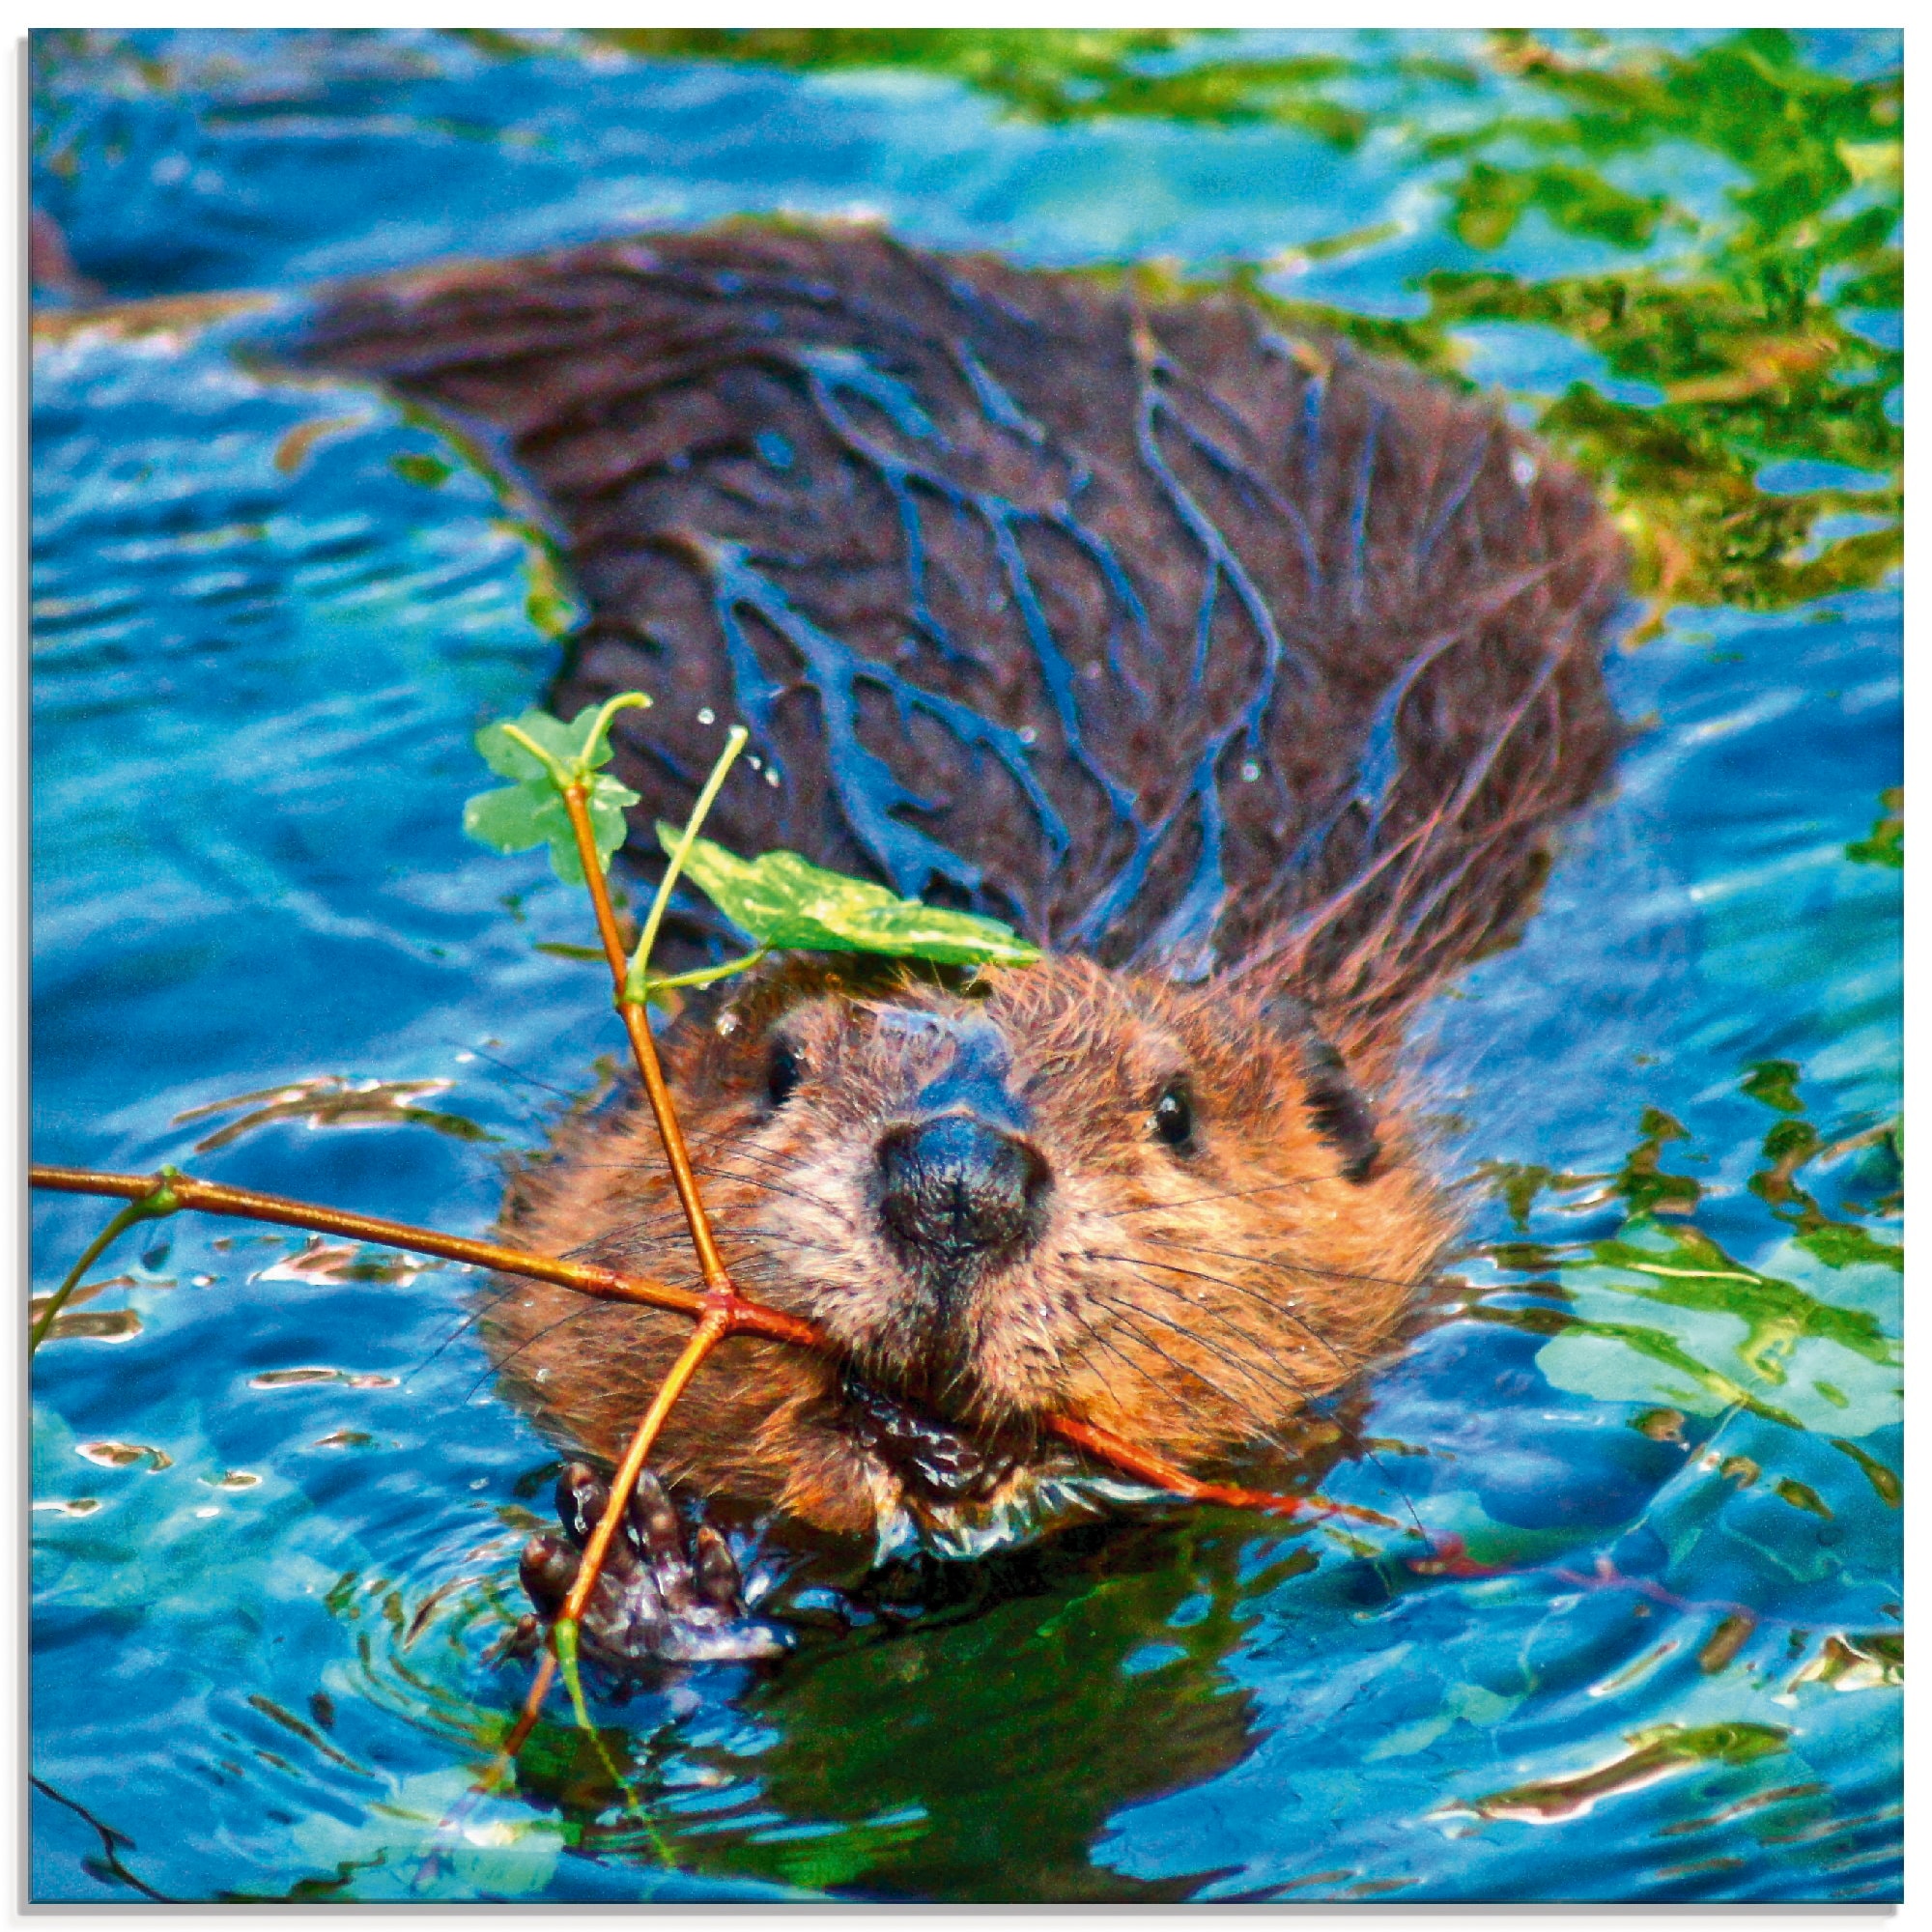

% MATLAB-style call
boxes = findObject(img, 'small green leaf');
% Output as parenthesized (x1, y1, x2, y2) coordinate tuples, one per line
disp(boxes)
(464, 771, 639, 886)
(466, 698, 647, 883)
(660, 826, 1041, 968)
(475, 713, 572, 783)
(465, 777, 555, 849)
(475, 703, 631, 784)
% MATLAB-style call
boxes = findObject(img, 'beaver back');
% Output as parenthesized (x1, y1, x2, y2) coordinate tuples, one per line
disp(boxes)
(306, 224, 1627, 1035)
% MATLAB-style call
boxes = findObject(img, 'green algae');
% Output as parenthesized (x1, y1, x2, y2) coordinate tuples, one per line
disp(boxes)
(1472, 1071, 1901, 1440)
(1846, 787, 1902, 868)
(560, 28, 1903, 627)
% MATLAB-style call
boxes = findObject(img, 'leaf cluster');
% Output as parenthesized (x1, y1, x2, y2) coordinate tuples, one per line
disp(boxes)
(463, 701, 643, 888)
(463, 696, 1038, 979)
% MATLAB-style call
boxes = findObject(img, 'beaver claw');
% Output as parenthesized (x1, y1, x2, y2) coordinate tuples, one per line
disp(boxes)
(513, 1463, 788, 1670)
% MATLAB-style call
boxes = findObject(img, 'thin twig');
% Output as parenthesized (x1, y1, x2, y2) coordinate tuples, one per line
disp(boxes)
(560, 781, 736, 1298)
(26, 1164, 819, 1350)
(485, 1309, 730, 1778)
(28, 1177, 179, 1354)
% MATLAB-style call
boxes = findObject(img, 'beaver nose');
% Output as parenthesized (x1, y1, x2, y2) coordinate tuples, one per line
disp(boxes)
(877, 1116, 1048, 1264)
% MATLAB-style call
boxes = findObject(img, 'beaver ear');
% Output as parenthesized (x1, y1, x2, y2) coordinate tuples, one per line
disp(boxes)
(1260, 994, 1381, 1185)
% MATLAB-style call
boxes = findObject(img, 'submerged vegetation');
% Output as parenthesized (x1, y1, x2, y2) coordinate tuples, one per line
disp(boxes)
(30, 29, 1900, 627)
(455, 28, 1902, 620)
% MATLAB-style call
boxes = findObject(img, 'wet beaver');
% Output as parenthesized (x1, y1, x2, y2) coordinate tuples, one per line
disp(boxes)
(306, 222, 1626, 1664)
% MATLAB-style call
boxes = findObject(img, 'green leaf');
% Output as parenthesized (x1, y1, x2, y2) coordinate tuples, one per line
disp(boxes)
(474, 704, 627, 784)
(659, 826, 1041, 968)
(464, 771, 639, 886)
(466, 697, 647, 882)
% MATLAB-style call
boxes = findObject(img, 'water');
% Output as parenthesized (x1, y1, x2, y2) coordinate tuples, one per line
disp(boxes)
(29, 29, 1900, 1903)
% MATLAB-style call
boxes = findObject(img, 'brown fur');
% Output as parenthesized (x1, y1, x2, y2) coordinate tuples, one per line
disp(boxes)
(496, 956, 1441, 1542)
(302, 223, 1628, 1546)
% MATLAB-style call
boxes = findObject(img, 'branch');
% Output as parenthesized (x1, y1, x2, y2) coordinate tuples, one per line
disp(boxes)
(26, 1163, 819, 1349)
(26, 1166, 1348, 1524)
(560, 776, 739, 1298)
(489, 1309, 730, 1776)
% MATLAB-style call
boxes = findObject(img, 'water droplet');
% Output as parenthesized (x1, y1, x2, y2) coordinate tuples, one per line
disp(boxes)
(1240, 760, 1261, 782)
(697, 706, 715, 725)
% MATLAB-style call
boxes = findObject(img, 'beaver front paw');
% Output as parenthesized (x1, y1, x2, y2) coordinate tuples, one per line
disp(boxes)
(515, 1463, 788, 1671)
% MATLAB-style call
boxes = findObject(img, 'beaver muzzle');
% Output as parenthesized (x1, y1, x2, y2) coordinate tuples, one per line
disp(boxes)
(877, 1115, 1049, 1266)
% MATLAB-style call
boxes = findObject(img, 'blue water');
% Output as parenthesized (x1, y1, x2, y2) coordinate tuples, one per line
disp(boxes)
(30, 30, 1901, 1903)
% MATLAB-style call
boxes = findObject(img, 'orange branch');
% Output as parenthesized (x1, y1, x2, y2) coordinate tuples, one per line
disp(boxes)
(565, 1310, 728, 1627)
(26, 1163, 819, 1350)
(561, 781, 734, 1297)
(487, 1309, 729, 1775)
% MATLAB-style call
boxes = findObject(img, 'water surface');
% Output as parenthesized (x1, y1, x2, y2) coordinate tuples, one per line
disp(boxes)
(31, 28, 1900, 1904)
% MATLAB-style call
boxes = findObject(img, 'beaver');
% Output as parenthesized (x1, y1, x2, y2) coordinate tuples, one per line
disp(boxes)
(304, 222, 1626, 1665)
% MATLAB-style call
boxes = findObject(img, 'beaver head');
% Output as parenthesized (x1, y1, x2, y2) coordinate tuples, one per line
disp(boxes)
(497, 955, 1450, 1548)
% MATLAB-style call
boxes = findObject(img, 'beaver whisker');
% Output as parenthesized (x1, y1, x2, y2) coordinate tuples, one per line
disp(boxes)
(686, 1156, 851, 1212)
(1086, 1284, 1311, 1416)
(1082, 1293, 1310, 1467)
(604, 1217, 855, 1262)
(1090, 1272, 1323, 1412)
(408, 1278, 536, 1387)
(1090, 1278, 1428, 1537)
(1100, 1281, 1323, 1417)
(465, 1300, 608, 1406)
(534, 1153, 813, 1191)
(1066, 1296, 1327, 1492)
(1082, 1247, 1361, 1376)
(443, 1037, 582, 1103)
(546, 1153, 845, 1222)
(1063, 1302, 1171, 1415)
(1113, 1234, 1433, 1302)
(564, 1136, 827, 1182)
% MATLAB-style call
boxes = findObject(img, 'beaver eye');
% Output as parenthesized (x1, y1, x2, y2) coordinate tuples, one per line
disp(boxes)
(765, 1040, 804, 1108)
(1151, 1083, 1194, 1151)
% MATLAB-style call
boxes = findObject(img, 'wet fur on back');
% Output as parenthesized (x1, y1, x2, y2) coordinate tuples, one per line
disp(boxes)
(307, 222, 1626, 1037)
